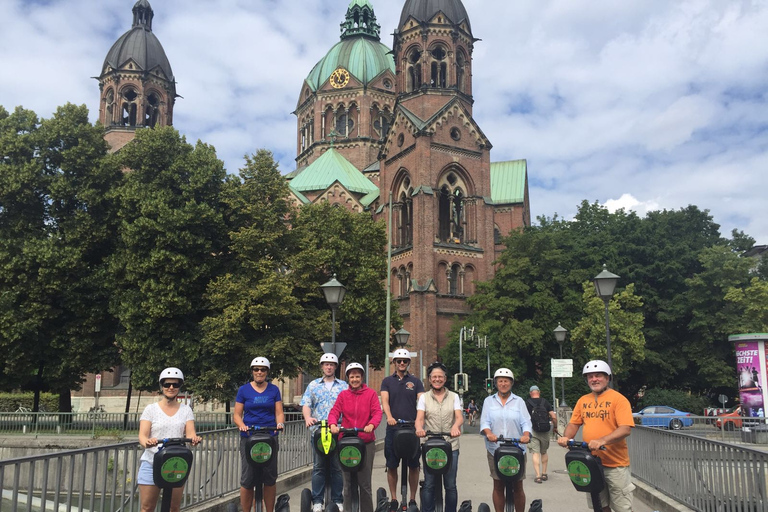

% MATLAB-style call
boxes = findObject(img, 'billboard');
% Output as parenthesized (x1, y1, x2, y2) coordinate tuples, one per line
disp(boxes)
(730, 334, 768, 418)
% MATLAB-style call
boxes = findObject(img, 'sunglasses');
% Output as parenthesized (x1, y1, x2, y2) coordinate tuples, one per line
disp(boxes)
(162, 382, 181, 389)
(252, 367, 268, 373)
(395, 359, 409, 364)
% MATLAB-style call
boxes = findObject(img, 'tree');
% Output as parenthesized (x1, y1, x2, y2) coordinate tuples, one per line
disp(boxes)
(109, 127, 228, 391)
(0, 104, 121, 411)
(725, 277, 768, 333)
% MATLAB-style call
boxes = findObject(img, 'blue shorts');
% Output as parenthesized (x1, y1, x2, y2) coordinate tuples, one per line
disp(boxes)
(384, 428, 420, 470)
(137, 461, 155, 485)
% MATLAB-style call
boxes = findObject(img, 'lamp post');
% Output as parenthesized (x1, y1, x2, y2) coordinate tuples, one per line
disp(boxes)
(593, 264, 619, 387)
(320, 273, 347, 357)
(553, 324, 568, 407)
(393, 327, 410, 348)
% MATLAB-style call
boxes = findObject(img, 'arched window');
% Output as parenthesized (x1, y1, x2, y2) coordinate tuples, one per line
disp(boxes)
(448, 264, 461, 295)
(430, 46, 447, 88)
(394, 173, 413, 248)
(120, 87, 138, 127)
(407, 48, 422, 92)
(145, 92, 160, 127)
(456, 50, 467, 92)
(373, 110, 391, 140)
(335, 112, 354, 138)
(437, 170, 470, 244)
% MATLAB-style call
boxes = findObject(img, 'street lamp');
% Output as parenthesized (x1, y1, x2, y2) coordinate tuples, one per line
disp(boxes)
(553, 323, 568, 407)
(320, 273, 347, 356)
(393, 327, 410, 348)
(593, 264, 619, 385)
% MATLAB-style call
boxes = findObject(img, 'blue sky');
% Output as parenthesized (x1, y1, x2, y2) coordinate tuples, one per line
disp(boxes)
(2, 0, 767, 243)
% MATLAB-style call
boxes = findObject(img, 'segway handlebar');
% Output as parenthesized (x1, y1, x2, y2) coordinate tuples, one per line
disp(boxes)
(565, 440, 607, 450)
(157, 437, 194, 447)
(425, 431, 453, 437)
(247, 425, 283, 433)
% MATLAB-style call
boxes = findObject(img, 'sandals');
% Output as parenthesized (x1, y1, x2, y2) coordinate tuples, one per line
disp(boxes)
(534, 477, 543, 483)
(541, 474, 548, 481)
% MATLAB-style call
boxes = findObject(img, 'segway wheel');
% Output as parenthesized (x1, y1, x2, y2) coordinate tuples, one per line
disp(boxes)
(226, 503, 238, 512)
(478, 503, 491, 512)
(301, 488, 313, 512)
(407, 502, 419, 512)
(327, 503, 339, 512)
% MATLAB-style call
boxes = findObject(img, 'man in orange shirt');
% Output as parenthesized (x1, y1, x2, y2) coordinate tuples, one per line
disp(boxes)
(557, 360, 635, 512)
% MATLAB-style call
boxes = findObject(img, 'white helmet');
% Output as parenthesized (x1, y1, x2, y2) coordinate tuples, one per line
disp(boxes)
(159, 367, 184, 384)
(493, 368, 515, 381)
(582, 360, 611, 377)
(392, 348, 411, 361)
(320, 353, 339, 365)
(346, 362, 365, 376)
(250, 357, 271, 370)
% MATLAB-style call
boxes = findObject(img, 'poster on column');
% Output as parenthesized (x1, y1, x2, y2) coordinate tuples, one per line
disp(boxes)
(735, 341, 765, 418)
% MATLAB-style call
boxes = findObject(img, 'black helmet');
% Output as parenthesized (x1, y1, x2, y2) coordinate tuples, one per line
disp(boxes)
(427, 361, 447, 377)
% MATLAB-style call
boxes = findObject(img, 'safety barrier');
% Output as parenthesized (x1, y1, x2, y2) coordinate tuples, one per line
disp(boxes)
(629, 425, 768, 511)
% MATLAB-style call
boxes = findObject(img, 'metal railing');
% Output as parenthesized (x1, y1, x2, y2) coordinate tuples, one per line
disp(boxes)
(629, 425, 768, 511)
(0, 411, 304, 437)
(631, 413, 768, 445)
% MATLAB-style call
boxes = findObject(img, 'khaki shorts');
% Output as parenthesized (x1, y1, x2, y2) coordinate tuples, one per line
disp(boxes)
(527, 430, 550, 454)
(486, 450, 526, 481)
(588, 465, 634, 512)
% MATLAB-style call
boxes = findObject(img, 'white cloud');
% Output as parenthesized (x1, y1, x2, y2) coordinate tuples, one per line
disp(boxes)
(1, 0, 767, 243)
(604, 194, 660, 217)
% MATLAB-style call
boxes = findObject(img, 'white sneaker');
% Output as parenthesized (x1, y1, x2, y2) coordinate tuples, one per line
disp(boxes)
(336, 504, 344, 512)
(313, 504, 323, 512)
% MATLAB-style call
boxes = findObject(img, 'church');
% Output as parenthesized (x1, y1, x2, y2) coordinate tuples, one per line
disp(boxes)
(92, 0, 530, 389)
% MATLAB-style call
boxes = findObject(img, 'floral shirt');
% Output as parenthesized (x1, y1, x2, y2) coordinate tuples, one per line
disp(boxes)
(300, 377, 348, 431)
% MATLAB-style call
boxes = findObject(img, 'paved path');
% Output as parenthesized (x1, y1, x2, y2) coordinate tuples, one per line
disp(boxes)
(283, 424, 655, 512)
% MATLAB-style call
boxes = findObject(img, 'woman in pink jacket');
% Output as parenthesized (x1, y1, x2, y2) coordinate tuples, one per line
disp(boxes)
(329, 362, 383, 512)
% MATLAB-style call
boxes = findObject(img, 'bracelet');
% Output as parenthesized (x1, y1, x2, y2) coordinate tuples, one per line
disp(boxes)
(277, 423, 284, 428)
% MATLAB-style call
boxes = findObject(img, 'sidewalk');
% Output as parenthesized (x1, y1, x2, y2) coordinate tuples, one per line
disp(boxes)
(282, 429, 657, 512)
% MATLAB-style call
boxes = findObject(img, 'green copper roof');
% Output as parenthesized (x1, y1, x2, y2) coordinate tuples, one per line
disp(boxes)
(490, 160, 527, 204)
(305, 37, 394, 91)
(289, 148, 379, 205)
(305, 0, 393, 91)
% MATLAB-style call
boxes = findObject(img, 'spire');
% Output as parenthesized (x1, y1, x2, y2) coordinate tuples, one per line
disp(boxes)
(132, 0, 154, 31)
(340, 0, 380, 40)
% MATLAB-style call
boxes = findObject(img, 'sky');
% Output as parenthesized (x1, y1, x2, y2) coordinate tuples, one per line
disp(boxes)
(2, 0, 767, 243)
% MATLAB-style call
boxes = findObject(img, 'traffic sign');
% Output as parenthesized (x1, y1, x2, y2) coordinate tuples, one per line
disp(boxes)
(321, 342, 347, 358)
(551, 359, 573, 378)
(95, 374, 102, 393)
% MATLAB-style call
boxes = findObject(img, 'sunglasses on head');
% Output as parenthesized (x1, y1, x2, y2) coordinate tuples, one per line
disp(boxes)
(162, 382, 181, 389)
(252, 367, 268, 373)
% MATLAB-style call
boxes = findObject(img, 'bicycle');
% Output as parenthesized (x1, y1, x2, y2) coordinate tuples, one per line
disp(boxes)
(87, 404, 106, 419)
(15, 406, 31, 413)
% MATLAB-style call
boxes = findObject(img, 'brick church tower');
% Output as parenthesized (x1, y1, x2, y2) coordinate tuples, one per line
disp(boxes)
(97, 0, 176, 152)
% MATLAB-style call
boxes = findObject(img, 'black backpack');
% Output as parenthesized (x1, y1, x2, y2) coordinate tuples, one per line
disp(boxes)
(526, 398, 551, 433)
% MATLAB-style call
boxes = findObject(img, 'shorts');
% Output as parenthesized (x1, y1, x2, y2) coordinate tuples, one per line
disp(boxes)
(384, 427, 421, 470)
(588, 465, 634, 512)
(486, 450, 526, 481)
(137, 461, 155, 485)
(528, 430, 550, 454)
(240, 436, 279, 488)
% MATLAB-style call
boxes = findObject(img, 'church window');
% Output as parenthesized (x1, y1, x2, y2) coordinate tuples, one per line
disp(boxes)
(145, 92, 160, 127)
(450, 127, 461, 141)
(335, 112, 354, 137)
(494, 225, 502, 245)
(397, 133, 404, 147)
(105, 89, 115, 125)
(448, 264, 460, 295)
(120, 87, 138, 127)
(383, 78, 393, 89)
(430, 46, 447, 88)
(373, 112, 390, 140)
(407, 48, 422, 92)
(437, 170, 469, 244)
(456, 50, 467, 93)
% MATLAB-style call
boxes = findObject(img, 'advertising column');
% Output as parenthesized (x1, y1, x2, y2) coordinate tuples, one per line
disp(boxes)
(729, 333, 768, 418)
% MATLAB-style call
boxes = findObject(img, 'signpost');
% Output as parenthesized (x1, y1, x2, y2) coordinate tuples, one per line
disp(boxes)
(322, 342, 347, 358)
(95, 374, 102, 409)
(551, 359, 572, 409)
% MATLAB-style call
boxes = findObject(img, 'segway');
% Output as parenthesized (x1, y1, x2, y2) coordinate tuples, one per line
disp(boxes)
(565, 441, 607, 512)
(152, 437, 194, 512)
(301, 421, 340, 512)
(245, 426, 286, 512)
(420, 431, 453, 512)
(378, 420, 420, 512)
(478, 436, 525, 512)
(337, 428, 367, 512)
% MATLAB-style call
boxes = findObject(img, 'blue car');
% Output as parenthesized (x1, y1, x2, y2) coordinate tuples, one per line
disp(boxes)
(633, 406, 694, 430)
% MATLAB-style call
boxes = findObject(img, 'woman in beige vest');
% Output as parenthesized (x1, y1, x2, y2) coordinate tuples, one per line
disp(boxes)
(415, 362, 463, 512)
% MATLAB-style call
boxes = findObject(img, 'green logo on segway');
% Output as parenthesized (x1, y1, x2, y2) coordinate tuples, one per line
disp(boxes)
(250, 442, 273, 464)
(160, 457, 189, 483)
(496, 455, 520, 477)
(568, 460, 592, 486)
(425, 448, 449, 470)
(339, 446, 362, 468)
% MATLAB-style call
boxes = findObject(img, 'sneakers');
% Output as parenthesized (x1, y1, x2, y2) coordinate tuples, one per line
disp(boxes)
(336, 504, 344, 512)
(390, 499, 399, 512)
(313, 504, 323, 512)
(408, 500, 417, 509)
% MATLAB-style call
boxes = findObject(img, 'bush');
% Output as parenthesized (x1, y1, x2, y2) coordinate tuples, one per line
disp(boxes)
(637, 388, 708, 414)
(0, 393, 59, 412)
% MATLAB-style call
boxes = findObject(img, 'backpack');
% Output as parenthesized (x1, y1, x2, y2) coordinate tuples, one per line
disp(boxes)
(526, 398, 551, 433)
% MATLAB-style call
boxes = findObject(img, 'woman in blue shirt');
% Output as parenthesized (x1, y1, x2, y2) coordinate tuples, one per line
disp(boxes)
(480, 368, 531, 512)
(234, 357, 285, 512)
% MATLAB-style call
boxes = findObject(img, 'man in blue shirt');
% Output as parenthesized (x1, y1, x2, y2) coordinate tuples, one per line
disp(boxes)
(381, 348, 424, 511)
(301, 353, 349, 512)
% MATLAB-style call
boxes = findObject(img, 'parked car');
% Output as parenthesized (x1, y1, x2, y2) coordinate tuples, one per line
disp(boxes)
(633, 406, 694, 430)
(714, 405, 758, 430)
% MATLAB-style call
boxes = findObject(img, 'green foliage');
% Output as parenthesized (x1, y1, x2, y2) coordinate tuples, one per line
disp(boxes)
(637, 388, 709, 415)
(0, 393, 59, 412)
(724, 277, 768, 333)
